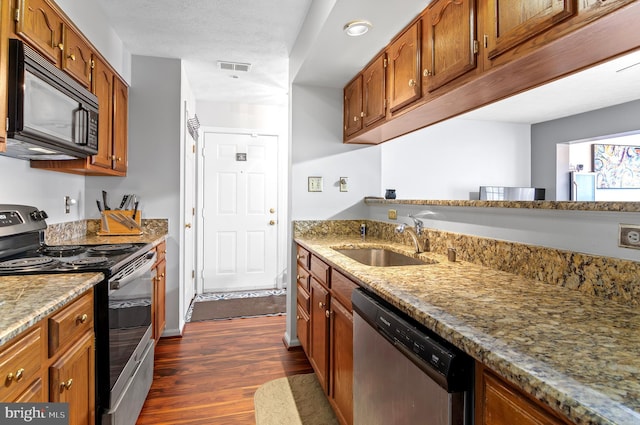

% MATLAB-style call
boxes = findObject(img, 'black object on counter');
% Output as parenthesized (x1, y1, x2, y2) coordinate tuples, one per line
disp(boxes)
(385, 189, 396, 199)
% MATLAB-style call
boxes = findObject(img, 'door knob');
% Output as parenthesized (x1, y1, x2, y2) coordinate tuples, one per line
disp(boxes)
(185, 223, 192, 228)
(269, 220, 276, 225)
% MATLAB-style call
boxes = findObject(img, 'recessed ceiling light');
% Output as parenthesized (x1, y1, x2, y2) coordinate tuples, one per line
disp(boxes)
(344, 20, 372, 37)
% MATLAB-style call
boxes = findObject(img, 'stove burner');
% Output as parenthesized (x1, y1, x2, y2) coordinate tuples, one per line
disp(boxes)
(0, 257, 58, 272)
(88, 244, 135, 255)
(40, 245, 86, 257)
(62, 256, 109, 268)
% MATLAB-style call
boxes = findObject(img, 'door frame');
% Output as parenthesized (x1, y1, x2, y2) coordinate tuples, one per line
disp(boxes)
(196, 127, 289, 294)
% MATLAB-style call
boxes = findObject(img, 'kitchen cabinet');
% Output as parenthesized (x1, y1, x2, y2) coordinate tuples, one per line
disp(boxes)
(0, 326, 44, 402)
(49, 332, 95, 425)
(483, 0, 576, 62)
(343, 75, 363, 137)
(386, 20, 421, 114)
(475, 364, 571, 425)
(421, 0, 478, 94)
(309, 275, 330, 392)
(14, 0, 64, 66)
(48, 290, 95, 425)
(328, 269, 357, 425)
(362, 53, 386, 128)
(152, 240, 167, 343)
(295, 244, 357, 425)
(62, 24, 92, 88)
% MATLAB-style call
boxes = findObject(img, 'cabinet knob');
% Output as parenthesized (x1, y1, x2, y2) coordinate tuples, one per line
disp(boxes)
(408, 79, 417, 87)
(161, 273, 165, 278)
(325, 310, 330, 318)
(318, 301, 325, 309)
(61, 378, 73, 390)
(296, 275, 301, 280)
(77, 313, 88, 324)
(423, 69, 432, 77)
(353, 116, 358, 122)
(296, 315, 300, 320)
(117, 157, 122, 161)
(68, 53, 76, 61)
(58, 43, 64, 51)
(296, 254, 301, 260)
(6, 368, 25, 382)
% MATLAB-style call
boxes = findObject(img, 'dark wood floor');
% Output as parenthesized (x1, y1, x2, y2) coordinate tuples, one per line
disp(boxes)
(136, 315, 313, 425)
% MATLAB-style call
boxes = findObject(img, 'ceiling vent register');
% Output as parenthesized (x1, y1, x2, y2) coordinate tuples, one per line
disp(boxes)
(217, 61, 251, 72)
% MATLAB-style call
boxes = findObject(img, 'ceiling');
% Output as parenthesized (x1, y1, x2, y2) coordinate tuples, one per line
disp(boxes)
(94, 0, 640, 124)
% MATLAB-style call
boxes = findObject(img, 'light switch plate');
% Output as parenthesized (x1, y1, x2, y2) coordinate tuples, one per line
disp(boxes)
(388, 209, 397, 220)
(308, 176, 323, 192)
(619, 224, 640, 249)
(340, 177, 348, 192)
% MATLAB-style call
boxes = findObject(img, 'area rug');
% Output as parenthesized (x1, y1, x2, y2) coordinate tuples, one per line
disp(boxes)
(254, 373, 338, 425)
(189, 294, 286, 321)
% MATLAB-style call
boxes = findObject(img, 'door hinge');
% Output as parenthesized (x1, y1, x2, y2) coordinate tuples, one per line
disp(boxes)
(473, 40, 479, 55)
(192, 270, 195, 279)
(383, 58, 388, 68)
(192, 207, 195, 216)
(192, 144, 195, 153)
(483, 34, 488, 49)
(13, 7, 20, 22)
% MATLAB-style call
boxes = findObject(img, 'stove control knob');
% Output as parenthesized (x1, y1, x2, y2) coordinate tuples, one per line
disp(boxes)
(29, 210, 48, 221)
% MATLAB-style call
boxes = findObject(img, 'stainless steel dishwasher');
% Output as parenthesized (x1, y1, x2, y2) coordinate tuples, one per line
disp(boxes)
(352, 289, 474, 425)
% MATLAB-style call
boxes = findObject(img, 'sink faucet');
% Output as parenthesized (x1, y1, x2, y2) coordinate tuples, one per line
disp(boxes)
(394, 225, 422, 254)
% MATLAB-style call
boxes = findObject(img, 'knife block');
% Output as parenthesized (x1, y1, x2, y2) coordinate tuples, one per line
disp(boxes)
(97, 210, 143, 236)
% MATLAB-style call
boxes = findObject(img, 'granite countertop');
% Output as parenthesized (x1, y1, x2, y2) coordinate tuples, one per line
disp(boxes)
(0, 272, 103, 348)
(295, 236, 640, 425)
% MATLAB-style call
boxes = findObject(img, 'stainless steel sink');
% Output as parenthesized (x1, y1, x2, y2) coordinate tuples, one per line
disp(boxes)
(334, 248, 431, 267)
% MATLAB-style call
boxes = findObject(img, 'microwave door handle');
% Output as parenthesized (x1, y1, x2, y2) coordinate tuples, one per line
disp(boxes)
(73, 106, 88, 146)
(80, 106, 89, 146)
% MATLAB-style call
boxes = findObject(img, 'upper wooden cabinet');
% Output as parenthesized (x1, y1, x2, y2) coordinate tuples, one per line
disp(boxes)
(386, 21, 421, 114)
(112, 76, 129, 173)
(343, 75, 363, 137)
(91, 56, 115, 169)
(62, 24, 92, 88)
(422, 0, 477, 93)
(484, 0, 576, 61)
(14, 0, 64, 65)
(362, 53, 386, 128)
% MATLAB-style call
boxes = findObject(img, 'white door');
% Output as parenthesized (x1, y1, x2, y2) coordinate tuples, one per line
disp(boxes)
(182, 106, 197, 313)
(202, 131, 278, 292)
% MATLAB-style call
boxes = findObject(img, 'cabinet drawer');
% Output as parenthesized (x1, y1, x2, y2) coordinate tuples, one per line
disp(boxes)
(49, 291, 94, 357)
(296, 266, 310, 292)
(331, 270, 359, 311)
(296, 305, 310, 355)
(297, 282, 310, 314)
(297, 245, 310, 269)
(0, 326, 43, 401)
(310, 255, 330, 286)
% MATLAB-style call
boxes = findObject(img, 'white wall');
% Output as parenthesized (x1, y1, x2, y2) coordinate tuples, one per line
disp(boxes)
(381, 118, 531, 200)
(86, 55, 184, 336)
(290, 84, 381, 220)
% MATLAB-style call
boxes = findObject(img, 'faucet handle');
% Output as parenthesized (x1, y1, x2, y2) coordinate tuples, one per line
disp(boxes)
(395, 223, 406, 233)
(409, 215, 423, 233)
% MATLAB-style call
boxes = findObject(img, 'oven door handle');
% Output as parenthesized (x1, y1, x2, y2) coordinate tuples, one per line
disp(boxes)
(110, 251, 157, 290)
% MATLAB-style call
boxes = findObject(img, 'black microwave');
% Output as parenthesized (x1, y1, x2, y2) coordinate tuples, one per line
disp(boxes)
(4, 39, 99, 160)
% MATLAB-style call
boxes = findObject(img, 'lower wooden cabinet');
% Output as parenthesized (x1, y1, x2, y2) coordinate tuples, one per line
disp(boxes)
(0, 289, 96, 423)
(329, 296, 354, 425)
(152, 240, 167, 343)
(476, 364, 571, 425)
(49, 331, 95, 425)
(309, 276, 330, 393)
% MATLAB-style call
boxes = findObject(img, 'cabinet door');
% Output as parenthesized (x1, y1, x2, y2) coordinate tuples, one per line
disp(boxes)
(296, 304, 310, 355)
(477, 367, 568, 425)
(112, 76, 129, 173)
(15, 0, 64, 65)
(62, 25, 92, 88)
(49, 332, 95, 425)
(362, 53, 386, 128)
(329, 299, 354, 425)
(485, 0, 576, 60)
(309, 277, 330, 392)
(344, 75, 363, 137)
(0, 327, 43, 402)
(153, 259, 167, 343)
(90, 56, 114, 168)
(387, 21, 421, 113)
(422, 0, 477, 93)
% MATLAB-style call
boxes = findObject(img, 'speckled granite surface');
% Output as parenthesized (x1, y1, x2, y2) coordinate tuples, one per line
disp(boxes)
(364, 197, 640, 212)
(45, 218, 168, 246)
(295, 222, 640, 425)
(0, 273, 103, 347)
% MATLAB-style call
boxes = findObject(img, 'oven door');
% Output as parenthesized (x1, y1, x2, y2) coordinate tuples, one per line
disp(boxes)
(107, 251, 156, 409)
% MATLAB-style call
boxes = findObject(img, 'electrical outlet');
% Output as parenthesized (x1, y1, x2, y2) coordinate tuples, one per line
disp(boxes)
(340, 177, 348, 192)
(388, 209, 397, 220)
(619, 224, 640, 249)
